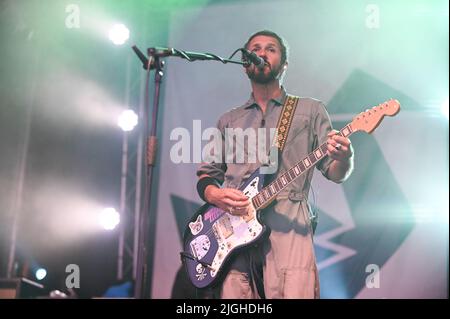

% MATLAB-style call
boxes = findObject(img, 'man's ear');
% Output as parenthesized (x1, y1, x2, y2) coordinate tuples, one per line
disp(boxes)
(277, 62, 288, 81)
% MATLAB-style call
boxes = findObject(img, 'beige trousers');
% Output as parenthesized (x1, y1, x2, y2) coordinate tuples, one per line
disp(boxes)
(220, 198, 320, 299)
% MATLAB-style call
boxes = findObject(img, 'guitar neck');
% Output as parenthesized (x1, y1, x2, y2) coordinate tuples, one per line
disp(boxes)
(252, 123, 355, 210)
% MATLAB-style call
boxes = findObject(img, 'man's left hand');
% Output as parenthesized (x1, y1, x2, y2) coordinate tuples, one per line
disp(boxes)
(326, 130, 353, 162)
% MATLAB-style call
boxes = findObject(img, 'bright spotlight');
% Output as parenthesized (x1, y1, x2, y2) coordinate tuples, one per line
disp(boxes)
(108, 24, 129, 45)
(98, 207, 120, 230)
(441, 97, 449, 119)
(35, 268, 47, 280)
(118, 109, 138, 131)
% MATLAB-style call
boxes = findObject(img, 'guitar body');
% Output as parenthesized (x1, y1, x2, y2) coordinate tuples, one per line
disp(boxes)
(182, 168, 269, 289)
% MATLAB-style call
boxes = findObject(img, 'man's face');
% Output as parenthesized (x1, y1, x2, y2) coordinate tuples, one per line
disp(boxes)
(245, 35, 285, 84)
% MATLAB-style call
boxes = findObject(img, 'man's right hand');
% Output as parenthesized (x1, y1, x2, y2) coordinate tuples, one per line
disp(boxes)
(204, 186, 251, 216)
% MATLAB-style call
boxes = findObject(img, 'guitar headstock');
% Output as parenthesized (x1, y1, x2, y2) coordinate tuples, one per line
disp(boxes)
(351, 99, 401, 134)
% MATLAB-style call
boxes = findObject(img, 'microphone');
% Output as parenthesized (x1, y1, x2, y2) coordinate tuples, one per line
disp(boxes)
(241, 49, 266, 70)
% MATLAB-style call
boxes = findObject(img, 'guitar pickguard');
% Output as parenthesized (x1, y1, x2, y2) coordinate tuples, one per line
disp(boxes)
(209, 206, 262, 278)
(207, 175, 263, 278)
(183, 171, 267, 287)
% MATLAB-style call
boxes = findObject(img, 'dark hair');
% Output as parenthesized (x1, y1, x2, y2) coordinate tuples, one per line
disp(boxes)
(244, 30, 289, 64)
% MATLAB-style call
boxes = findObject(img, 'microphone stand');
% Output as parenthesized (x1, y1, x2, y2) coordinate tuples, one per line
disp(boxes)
(132, 45, 246, 299)
(132, 48, 164, 299)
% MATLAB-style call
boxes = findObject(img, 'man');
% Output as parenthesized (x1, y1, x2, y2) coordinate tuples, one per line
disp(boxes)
(196, 30, 354, 298)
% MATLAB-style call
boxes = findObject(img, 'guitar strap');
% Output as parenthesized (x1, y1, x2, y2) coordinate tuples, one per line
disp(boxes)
(272, 95, 319, 232)
(273, 94, 299, 152)
(251, 94, 299, 299)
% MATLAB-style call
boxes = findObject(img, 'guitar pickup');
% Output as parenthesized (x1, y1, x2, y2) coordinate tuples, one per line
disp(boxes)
(213, 215, 233, 239)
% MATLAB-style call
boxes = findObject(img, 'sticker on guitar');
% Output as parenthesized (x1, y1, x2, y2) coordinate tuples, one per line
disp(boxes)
(188, 215, 203, 236)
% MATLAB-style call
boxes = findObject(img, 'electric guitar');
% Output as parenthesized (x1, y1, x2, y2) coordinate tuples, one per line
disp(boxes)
(181, 99, 400, 288)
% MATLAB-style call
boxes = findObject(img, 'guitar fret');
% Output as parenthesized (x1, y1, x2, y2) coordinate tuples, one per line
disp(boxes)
(251, 196, 258, 208)
(258, 194, 264, 205)
(260, 191, 266, 201)
(285, 173, 292, 183)
(293, 166, 300, 175)
(298, 162, 305, 172)
(253, 196, 260, 208)
(259, 194, 265, 206)
(277, 180, 282, 190)
(273, 181, 278, 191)
(314, 148, 323, 159)
(270, 184, 276, 194)
(289, 170, 295, 180)
(341, 125, 352, 137)
(308, 153, 317, 164)
(303, 158, 311, 168)
(320, 143, 328, 154)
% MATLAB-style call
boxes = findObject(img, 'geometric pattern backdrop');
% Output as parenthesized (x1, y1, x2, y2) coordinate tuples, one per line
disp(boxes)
(152, 0, 448, 298)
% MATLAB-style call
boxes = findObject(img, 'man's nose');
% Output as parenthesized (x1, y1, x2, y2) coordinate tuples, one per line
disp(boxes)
(258, 52, 267, 62)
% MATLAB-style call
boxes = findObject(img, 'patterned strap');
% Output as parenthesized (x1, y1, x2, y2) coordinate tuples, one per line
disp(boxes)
(273, 94, 299, 151)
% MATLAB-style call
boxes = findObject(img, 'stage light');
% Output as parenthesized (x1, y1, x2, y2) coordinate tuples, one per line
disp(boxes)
(118, 109, 138, 131)
(441, 97, 448, 119)
(35, 268, 47, 280)
(108, 23, 129, 45)
(98, 207, 120, 230)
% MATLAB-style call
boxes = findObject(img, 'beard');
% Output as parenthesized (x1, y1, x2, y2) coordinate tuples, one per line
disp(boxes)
(247, 63, 283, 84)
